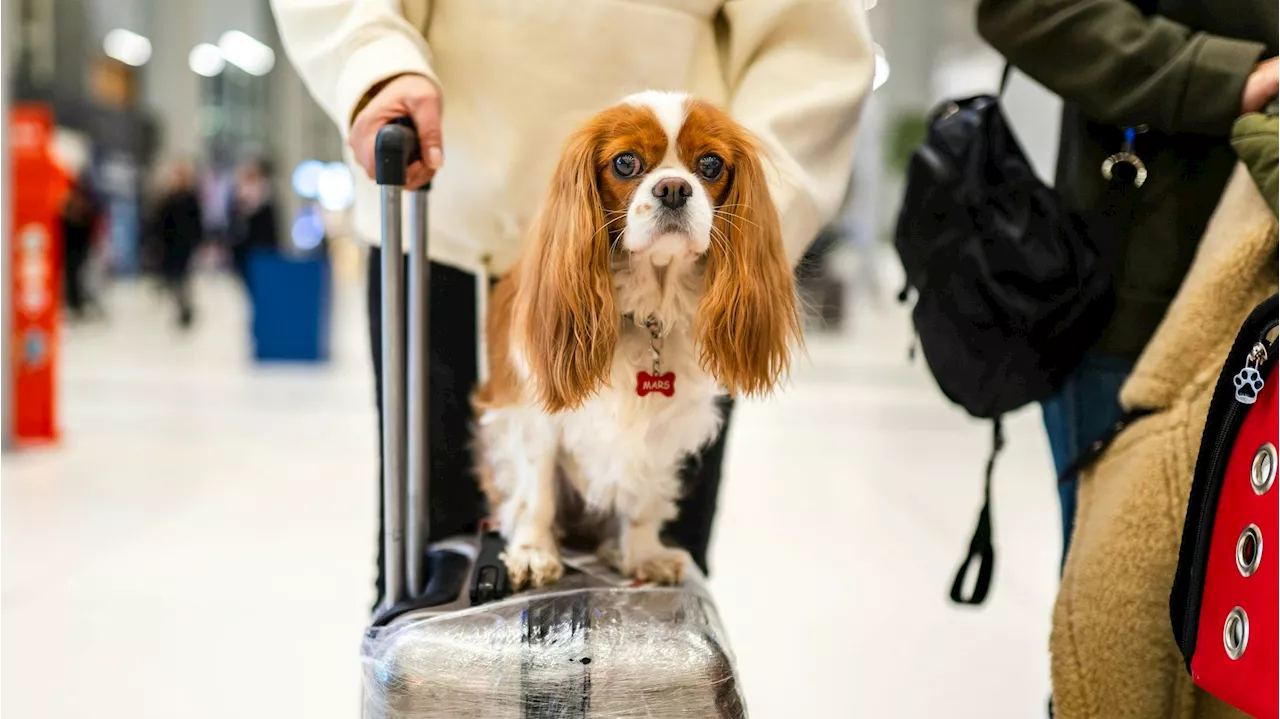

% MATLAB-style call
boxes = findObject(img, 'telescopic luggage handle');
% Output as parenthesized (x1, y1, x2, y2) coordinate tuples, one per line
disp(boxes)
(374, 118, 431, 613)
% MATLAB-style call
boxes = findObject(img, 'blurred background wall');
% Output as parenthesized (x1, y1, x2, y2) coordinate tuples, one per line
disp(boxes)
(7, 0, 341, 275)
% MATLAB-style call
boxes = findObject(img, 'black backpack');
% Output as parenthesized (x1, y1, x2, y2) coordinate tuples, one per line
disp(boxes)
(894, 72, 1119, 605)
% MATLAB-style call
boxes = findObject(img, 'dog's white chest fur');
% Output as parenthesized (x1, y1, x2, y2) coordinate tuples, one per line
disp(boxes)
(555, 320, 724, 513)
(475, 258, 725, 587)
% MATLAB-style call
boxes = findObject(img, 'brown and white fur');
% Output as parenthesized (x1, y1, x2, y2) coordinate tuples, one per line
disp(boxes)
(472, 91, 800, 589)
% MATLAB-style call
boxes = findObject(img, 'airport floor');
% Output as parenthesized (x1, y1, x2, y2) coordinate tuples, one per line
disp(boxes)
(3, 265, 1062, 718)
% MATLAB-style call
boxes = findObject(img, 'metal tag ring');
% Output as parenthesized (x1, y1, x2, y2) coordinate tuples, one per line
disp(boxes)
(1224, 607, 1249, 660)
(1236, 524, 1262, 577)
(1101, 153, 1148, 188)
(1252, 443, 1276, 495)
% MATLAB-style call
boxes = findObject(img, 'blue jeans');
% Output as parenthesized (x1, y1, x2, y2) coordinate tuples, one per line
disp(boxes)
(1040, 354, 1134, 568)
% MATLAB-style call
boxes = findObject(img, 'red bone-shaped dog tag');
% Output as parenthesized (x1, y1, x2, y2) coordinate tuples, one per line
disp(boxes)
(636, 371, 676, 398)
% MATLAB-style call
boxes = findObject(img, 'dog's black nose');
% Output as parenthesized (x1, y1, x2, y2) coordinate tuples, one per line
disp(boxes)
(653, 177, 692, 210)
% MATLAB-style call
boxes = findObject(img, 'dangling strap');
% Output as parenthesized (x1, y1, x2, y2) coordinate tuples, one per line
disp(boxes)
(998, 63, 1013, 97)
(949, 418, 1004, 605)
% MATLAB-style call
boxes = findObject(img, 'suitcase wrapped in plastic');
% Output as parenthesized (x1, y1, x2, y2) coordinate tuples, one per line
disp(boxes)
(362, 553, 745, 719)
(363, 121, 747, 719)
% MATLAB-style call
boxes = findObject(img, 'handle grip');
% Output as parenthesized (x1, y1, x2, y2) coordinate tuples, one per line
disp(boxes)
(375, 117, 425, 187)
(374, 116, 432, 613)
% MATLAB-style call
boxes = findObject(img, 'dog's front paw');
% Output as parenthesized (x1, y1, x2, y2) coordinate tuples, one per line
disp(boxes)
(502, 545, 564, 590)
(631, 547, 691, 585)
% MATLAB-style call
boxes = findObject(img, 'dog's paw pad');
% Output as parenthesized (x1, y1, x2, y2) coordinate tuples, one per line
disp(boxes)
(502, 546, 563, 590)
(632, 548, 691, 585)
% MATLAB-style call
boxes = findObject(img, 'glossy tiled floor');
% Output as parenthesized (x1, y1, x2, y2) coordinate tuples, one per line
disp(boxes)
(3, 265, 1061, 718)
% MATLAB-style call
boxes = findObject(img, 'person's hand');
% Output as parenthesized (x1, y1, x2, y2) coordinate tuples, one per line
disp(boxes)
(1241, 57, 1279, 115)
(349, 74, 443, 188)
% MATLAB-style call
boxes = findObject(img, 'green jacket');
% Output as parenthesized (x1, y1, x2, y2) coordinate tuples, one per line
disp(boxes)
(1232, 112, 1280, 217)
(977, 0, 1277, 359)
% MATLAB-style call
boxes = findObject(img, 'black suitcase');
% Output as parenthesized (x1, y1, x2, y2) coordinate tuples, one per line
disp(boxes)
(361, 120, 749, 719)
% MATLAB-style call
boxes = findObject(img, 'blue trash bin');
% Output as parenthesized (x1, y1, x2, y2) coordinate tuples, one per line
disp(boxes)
(247, 249, 331, 362)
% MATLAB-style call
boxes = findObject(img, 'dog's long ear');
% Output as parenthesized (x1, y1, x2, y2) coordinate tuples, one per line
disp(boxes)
(515, 125, 618, 412)
(697, 139, 801, 397)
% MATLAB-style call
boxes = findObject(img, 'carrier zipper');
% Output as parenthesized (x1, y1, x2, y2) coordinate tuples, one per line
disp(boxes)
(1178, 318, 1278, 659)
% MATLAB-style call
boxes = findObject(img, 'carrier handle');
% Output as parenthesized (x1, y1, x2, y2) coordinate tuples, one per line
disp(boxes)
(374, 118, 431, 610)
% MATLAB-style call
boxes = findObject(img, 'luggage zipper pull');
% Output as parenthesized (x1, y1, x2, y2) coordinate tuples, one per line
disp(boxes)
(1233, 342, 1268, 405)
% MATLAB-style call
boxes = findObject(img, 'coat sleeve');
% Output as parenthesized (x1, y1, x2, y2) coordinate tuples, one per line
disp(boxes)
(721, 0, 876, 266)
(976, 0, 1266, 136)
(270, 0, 438, 134)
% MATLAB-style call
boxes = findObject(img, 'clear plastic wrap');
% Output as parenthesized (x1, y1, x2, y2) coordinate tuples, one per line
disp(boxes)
(361, 558, 747, 719)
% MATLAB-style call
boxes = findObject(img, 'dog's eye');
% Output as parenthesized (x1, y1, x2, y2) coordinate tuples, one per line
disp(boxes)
(697, 154, 725, 181)
(612, 153, 643, 179)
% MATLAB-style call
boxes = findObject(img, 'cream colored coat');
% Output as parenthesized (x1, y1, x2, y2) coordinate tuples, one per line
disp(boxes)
(1052, 164, 1279, 718)
(270, 0, 875, 274)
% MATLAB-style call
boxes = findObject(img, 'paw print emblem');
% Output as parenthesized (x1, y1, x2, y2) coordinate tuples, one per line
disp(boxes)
(1234, 367, 1265, 404)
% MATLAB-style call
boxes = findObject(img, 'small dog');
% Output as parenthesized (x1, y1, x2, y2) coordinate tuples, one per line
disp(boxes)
(473, 91, 800, 589)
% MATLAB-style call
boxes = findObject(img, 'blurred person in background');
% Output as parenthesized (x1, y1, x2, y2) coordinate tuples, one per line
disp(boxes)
(199, 165, 234, 252)
(228, 157, 280, 290)
(60, 174, 106, 320)
(154, 161, 205, 329)
(976, 0, 1278, 563)
(271, 0, 875, 608)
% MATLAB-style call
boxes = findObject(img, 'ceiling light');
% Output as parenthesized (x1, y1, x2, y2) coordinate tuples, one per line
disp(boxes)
(103, 29, 152, 67)
(292, 160, 325, 200)
(217, 31, 275, 76)
(291, 206, 326, 251)
(189, 44, 226, 77)
(316, 163, 355, 212)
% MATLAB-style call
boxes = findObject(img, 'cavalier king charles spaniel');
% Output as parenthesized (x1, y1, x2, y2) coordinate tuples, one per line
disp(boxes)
(473, 91, 800, 589)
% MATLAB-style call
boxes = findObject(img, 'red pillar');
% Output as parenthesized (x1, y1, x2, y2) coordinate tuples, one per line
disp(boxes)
(10, 103, 61, 444)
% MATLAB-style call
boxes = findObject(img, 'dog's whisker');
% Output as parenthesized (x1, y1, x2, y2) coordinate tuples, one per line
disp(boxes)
(592, 214, 630, 241)
(712, 216, 748, 244)
(713, 208, 763, 231)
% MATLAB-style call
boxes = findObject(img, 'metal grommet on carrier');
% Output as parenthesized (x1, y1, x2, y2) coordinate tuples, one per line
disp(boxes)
(1223, 606, 1250, 660)
(1251, 442, 1276, 495)
(1236, 524, 1263, 577)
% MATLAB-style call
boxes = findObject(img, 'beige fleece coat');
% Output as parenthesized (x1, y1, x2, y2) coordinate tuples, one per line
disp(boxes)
(1052, 164, 1279, 719)
(270, 0, 875, 274)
